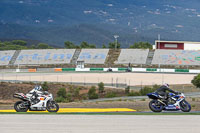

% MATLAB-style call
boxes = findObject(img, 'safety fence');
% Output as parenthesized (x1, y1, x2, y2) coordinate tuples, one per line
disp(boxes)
(0, 67, 200, 73)
(53, 68, 198, 73)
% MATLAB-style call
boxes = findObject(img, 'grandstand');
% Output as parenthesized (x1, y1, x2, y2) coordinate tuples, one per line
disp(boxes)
(14, 49, 75, 65)
(1, 49, 200, 68)
(115, 49, 149, 64)
(77, 49, 109, 64)
(152, 49, 200, 66)
(0, 50, 15, 66)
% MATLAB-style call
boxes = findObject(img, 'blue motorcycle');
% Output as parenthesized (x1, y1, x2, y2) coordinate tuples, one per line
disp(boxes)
(147, 92, 191, 112)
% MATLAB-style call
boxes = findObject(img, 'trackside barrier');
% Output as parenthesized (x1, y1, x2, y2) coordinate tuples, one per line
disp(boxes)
(175, 69, 189, 73)
(54, 68, 62, 72)
(90, 68, 104, 71)
(62, 68, 75, 71)
(75, 68, 90, 71)
(103, 68, 118, 72)
(146, 68, 157, 72)
(19, 67, 200, 74)
(189, 70, 200, 73)
(118, 68, 127, 71)
(28, 69, 36, 72)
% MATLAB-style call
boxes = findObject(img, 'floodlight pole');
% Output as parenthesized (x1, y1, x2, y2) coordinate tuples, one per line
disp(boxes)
(114, 35, 119, 50)
(158, 34, 160, 49)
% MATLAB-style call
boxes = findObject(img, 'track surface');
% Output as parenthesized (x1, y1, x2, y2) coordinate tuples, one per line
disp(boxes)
(1, 114, 200, 133)
(0, 72, 196, 85)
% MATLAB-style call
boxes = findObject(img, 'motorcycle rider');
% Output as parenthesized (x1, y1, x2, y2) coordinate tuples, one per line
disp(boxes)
(28, 85, 43, 104)
(156, 83, 177, 102)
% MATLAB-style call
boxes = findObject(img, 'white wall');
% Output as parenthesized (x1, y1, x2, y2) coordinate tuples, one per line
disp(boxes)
(184, 43, 200, 50)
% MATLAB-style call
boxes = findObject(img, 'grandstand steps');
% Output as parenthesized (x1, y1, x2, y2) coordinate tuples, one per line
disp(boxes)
(105, 49, 121, 67)
(71, 49, 81, 64)
(8, 50, 21, 66)
(146, 50, 155, 65)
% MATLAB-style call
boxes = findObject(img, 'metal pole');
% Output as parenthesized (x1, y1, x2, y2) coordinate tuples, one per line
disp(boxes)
(158, 34, 160, 49)
(114, 35, 119, 50)
(116, 77, 118, 87)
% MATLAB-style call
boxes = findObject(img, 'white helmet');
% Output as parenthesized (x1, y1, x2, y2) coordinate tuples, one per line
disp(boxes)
(34, 85, 42, 91)
(163, 83, 169, 88)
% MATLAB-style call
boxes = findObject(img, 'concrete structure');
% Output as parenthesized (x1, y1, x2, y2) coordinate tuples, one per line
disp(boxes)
(14, 49, 75, 65)
(115, 49, 149, 64)
(77, 49, 109, 64)
(155, 40, 200, 50)
(0, 50, 15, 65)
(152, 49, 200, 66)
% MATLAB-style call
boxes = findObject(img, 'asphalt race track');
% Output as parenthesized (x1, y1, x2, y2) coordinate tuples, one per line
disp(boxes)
(0, 114, 200, 133)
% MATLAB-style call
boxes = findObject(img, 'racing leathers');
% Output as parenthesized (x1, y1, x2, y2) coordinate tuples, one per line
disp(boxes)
(156, 85, 177, 100)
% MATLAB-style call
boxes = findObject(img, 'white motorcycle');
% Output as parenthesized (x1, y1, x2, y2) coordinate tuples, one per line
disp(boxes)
(13, 86, 59, 112)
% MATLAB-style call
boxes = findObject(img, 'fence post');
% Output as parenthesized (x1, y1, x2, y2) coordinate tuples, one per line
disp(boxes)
(116, 77, 118, 87)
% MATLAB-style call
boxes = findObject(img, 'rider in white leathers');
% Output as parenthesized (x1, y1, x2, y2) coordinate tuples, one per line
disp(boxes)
(27, 85, 44, 104)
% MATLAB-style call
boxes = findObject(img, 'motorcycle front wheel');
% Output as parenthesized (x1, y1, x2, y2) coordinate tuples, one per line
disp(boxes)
(14, 101, 29, 112)
(46, 101, 59, 112)
(180, 100, 191, 112)
(149, 99, 164, 112)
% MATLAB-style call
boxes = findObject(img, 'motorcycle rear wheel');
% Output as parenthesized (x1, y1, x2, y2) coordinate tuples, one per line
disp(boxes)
(46, 101, 59, 112)
(149, 100, 164, 112)
(180, 100, 191, 112)
(14, 101, 29, 112)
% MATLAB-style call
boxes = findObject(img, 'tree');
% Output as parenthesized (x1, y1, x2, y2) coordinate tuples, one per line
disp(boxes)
(80, 41, 90, 48)
(64, 41, 76, 49)
(129, 42, 152, 49)
(102, 44, 107, 48)
(98, 82, 104, 93)
(192, 74, 200, 88)
(89, 44, 96, 48)
(12, 40, 27, 46)
(37, 43, 49, 49)
(88, 86, 98, 99)
(80, 41, 96, 48)
(108, 42, 120, 49)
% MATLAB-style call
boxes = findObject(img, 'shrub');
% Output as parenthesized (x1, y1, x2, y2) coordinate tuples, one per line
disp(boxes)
(192, 104, 196, 108)
(105, 92, 117, 98)
(192, 74, 200, 88)
(57, 88, 67, 98)
(152, 84, 160, 90)
(139, 86, 156, 96)
(98, 82, 104, 93)
(125, 86, 130, 94)
(128, 91, 141, 96)
(74, 88, 80, 97)
(66, 93, 72, 102)
(88, 86, 98, 99)
(55, 97, 65, 103)
(42, 82, 49, 91)
(192, 98, 196, 101)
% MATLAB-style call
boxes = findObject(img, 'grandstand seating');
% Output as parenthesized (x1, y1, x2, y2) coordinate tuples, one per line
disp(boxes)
(2, 49, 200, 67)
(152, 49, 200, 65)
(115, 49, 149, 64)
(77, 49, 109, 64)
(0, 50, 15, 65)
(14, 49, 75, 65)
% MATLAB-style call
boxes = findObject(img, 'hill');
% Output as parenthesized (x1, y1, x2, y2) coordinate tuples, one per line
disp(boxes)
(1, 0, 200, 47)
